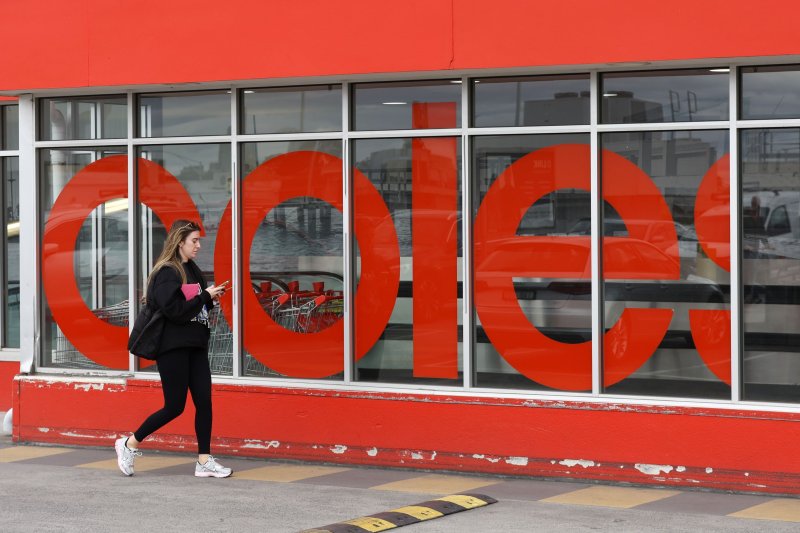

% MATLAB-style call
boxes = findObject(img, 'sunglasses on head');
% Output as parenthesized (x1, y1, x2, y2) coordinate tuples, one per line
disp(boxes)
(179, 222, 201, 232)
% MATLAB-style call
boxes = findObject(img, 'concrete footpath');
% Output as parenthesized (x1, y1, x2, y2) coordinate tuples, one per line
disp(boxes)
(0, 433, 798, 532)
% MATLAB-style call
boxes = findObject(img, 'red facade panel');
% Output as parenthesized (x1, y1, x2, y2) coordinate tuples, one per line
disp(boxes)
(13, 377, 800, 494)
(2, 1, 800, 91)
(452, 0, 800, 70)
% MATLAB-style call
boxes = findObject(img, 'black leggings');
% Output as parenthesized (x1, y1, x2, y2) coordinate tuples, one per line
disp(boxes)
(134, 346, 213, 454)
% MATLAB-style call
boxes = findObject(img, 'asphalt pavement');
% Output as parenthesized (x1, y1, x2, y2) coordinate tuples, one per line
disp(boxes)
(0, 434, 796, 532)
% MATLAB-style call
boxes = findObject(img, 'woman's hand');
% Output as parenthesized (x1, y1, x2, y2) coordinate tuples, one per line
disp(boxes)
(205, 283, 229, 300)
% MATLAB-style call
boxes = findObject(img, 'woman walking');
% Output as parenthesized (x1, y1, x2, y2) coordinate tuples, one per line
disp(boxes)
(115, 219, 232, 478)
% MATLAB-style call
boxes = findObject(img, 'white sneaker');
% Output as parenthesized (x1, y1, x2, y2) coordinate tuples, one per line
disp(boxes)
(114, 437, 141, 476)
(195, 455, 232, 478)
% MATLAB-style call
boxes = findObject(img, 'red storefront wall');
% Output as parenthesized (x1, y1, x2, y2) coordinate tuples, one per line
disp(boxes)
(12, 378, 800, 494)
(4, 0, 800, 494)
(1, 0, 799, 91)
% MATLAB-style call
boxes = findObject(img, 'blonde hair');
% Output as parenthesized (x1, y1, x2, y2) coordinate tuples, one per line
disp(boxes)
(144, 219, 202, 300)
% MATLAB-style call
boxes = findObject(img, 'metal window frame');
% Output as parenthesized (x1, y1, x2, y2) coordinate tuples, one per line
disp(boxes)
(19, 95, 37, 372)
(0, 103, 21, 349)
(342, 82, 353, 384)
(17, 64, 800, 413)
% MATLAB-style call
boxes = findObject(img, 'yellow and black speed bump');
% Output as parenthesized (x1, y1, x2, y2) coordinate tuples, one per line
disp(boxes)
(300, 493, 497, 533)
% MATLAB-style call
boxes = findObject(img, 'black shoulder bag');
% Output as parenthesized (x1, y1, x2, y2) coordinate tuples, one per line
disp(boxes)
(128, 280, 165, 360)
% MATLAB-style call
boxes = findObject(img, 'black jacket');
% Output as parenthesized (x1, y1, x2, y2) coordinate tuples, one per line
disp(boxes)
(149, 260, 213, 355)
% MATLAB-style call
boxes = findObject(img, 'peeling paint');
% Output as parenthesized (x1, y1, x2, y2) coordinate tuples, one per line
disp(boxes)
(550, 460, 556, 465)
(60, 431, 98, 438)
(745, 472, 750, 477)
(74, 383, 105, 392)
(559, 459, 596, 469)
(676, 466, 686, 473)
(473, 454, 486, 459)
(705, 467, 713, 474)
(366, 447, 378, 457)
(241, 440, 280, 450)
(330, 444, 347, 454)
(37, 427, 50, 433)
(505, 456, 528, 466)
(431, 451, 437, 461)
(411, 452, 423, 460)
(635, 463, 674, 475)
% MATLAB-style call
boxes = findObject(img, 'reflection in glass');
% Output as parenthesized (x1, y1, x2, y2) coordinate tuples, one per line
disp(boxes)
(741, 129, 800, 402)
(3, 157, 19, 347)
(601, 131, 730, 399)
(601, 69, 728, 123)
(353, 81, 461, 130)
(472, 134, 590, 391)
(741, 65, 800, 120)
(242, 85, 341, 134)
(139, 91, 230, 137)
(40, 148, 128, 369)
(2, 105, 19, 150)
(137, 144, 232, 374)
(354, 137, 462, 384)
(240, 141, 343, 379)
(39, 96, 126, 141)
(472, 75, 590, 127)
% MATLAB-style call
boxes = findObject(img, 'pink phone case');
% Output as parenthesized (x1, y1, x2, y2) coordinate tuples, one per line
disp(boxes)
(181, 283, 201, 301)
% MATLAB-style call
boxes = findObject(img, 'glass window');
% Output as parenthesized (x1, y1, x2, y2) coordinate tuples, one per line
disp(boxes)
(2, 105, 19, 150)
(741, 65, 800, 120)
(40, 148, 128, 370)
(3, 157, 19, 347)
(352, 81, 461, 130)
(136, 143, 232, 374)
(138, 91, 230, 137)
(472, 74, 590, 127)
(472, 134, 591, 391)
(601, 131, 730, 399)
(741, 128, 800, 402)
(39, 96, 126, 141)
(354, 137, 462, 385)
(240, 141, 343, 379)
(601, 69, 729, 123)
(241, 85, 341, 134)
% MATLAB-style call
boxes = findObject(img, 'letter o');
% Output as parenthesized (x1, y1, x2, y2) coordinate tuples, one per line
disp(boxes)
(214, 151, 400, 378)
(42, 155, 203, 369)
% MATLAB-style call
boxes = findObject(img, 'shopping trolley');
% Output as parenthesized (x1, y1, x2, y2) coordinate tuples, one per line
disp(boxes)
(271, 293, 344, 333)
(297, 294, 343, 333)
(207, 306, 233, 374)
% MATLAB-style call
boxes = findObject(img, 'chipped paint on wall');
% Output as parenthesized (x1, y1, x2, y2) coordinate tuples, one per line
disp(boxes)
(505, 456, 529, 466)
(559, 459, 596, 469)
(330, 444, 348, 454)
(473, 454, 500, 463)
(706, 467, 714, 474)
(241, 439, 281, 450)
(366, 447, 378, 457)
(635, 463, 674, 475)
(74, 383, 105, 392)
